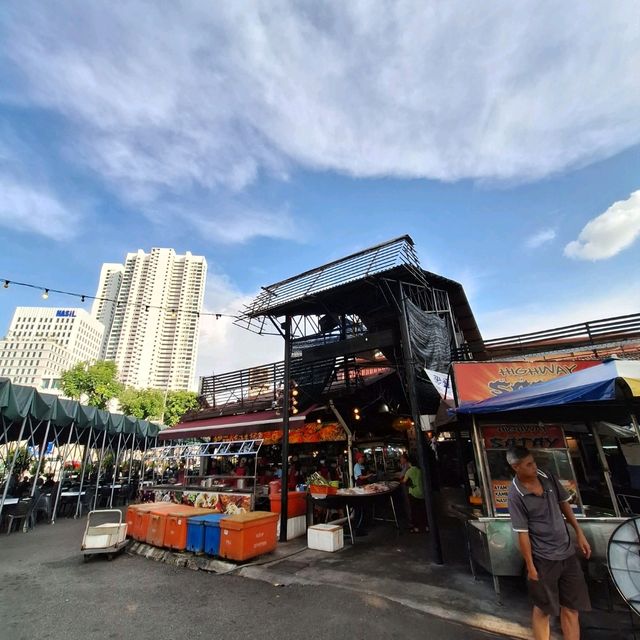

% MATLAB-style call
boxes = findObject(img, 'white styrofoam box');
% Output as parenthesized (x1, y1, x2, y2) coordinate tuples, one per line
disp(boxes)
(276, 515, 307, 540)
(307, 523, 344, 552)
(83, 523, 127, 549)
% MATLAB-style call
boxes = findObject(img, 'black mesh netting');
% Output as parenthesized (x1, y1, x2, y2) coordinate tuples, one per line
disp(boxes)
(405, 298, 451, 374)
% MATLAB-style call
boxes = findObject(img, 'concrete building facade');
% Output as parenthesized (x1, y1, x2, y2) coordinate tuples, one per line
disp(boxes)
(0, 307, 104, 393)
(93, 248, 207, 391)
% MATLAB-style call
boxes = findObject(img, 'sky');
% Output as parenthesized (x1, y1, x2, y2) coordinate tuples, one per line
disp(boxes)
(0, 2, 639, 383)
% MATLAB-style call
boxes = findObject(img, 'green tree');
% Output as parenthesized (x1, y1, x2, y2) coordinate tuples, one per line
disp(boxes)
(119, 387, 165, 420)
(60, 360, 123, 409)
(6, 446, 32, 477)
(163, 390, 200, 427)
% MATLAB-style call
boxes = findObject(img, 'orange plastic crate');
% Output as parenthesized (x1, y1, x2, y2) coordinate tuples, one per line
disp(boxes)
(219, 511, 278, 562)
(164, 507, 215, 550)
(146, 509, 170, 547)
(128, 503, 175, 541)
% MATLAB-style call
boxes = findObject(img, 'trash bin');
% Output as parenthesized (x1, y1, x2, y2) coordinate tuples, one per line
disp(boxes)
(219, 511, 278, 562)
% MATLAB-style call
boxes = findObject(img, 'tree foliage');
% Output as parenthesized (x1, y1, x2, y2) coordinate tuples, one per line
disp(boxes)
(60, 360, 123, 410)
(163, 390, 200, 427)
(118, 387, 165, 420)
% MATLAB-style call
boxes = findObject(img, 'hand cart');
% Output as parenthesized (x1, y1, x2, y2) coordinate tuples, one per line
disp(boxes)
(81, 509, 128, 561)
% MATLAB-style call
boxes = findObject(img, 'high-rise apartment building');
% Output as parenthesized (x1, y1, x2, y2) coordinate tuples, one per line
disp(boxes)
(93, 248, 207, 391)
(0, 307, 104, 393)
(91, 263, 124, 345)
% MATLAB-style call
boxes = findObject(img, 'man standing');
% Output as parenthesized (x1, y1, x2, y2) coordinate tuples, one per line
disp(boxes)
(507, 446, 591, 640)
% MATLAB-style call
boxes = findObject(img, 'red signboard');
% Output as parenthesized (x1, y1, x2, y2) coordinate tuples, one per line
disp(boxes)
(452, 360, 599, 405)
(483, 424, 565, 450)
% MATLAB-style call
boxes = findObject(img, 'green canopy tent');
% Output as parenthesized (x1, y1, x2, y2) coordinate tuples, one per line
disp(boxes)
(0, 378, 165, 521)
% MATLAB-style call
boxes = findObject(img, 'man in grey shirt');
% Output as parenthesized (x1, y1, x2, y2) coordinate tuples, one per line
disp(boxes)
(507, 446, 591, 640)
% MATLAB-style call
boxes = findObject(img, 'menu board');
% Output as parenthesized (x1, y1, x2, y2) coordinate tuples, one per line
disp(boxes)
(483, 424, 583, 516)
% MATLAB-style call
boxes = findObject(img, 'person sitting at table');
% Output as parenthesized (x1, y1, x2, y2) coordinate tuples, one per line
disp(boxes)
(42, 474, 56, 492)
(1, 472, 18, 497)
(17, 474, 32, 497)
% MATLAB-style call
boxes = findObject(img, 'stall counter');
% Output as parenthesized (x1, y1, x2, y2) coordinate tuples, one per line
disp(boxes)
(138, 484, 254, 514)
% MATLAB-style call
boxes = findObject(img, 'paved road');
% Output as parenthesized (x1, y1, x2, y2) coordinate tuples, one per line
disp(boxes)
(0, 517, 501, 640)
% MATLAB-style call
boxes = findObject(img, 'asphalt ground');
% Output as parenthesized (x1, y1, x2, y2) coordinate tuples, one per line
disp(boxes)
(0, 516, 501, 640)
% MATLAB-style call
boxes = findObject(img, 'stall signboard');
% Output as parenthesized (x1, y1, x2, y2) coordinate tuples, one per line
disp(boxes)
(492, 479, 511, 513)
(483, 424, 565, 450)
(452, 360, 599, 405)
(209, 422, 346, 446)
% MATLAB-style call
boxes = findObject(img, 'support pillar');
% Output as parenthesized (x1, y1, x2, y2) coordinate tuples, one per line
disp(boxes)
(279, 315, 292, 542)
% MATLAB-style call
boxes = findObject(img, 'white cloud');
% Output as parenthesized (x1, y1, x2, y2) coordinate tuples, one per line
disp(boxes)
(525, 228, 556, 249)
(0, 176, 80, 240)
(564, 190, 640, 261)
(196, 273, 283, 381)
(1, 1, 639, 231)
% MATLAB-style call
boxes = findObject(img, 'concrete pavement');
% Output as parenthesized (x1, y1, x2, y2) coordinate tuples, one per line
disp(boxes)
(0, 516, 500, 640)
(2, 513, 638, 640)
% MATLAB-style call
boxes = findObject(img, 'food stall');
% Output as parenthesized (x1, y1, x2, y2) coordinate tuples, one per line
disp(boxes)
(138, 439, 263, 514)
(449, 359, 640, 600)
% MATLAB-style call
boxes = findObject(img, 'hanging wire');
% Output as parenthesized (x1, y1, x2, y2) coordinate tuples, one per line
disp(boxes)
(0, 278, 236, 320)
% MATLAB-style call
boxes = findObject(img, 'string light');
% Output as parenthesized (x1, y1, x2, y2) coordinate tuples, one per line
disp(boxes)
(0, 276, 235, 320)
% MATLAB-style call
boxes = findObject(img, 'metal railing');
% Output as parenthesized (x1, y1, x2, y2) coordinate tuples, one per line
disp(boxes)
(483, 312, 640, 359)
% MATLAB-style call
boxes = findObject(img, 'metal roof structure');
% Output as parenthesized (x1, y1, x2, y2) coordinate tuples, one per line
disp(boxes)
(236, 235, 428, 324)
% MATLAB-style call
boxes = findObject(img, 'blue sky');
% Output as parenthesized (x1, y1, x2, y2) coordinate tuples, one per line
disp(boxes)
(1, 2, 639, 377)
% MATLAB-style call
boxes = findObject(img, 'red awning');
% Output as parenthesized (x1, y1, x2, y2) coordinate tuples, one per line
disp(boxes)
(158, 406, 318, 441)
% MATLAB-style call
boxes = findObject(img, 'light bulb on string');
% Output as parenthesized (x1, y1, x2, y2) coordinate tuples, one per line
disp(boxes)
(3, 280, 9, 289)
(42, 289, 49, 300)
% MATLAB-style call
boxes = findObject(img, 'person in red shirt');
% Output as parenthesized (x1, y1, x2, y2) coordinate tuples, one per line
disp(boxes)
(234, 458, 247, 488)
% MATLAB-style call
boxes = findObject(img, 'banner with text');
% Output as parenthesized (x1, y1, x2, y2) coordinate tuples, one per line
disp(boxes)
(452, 360, 599, 405)
(483, 424, 565, 450)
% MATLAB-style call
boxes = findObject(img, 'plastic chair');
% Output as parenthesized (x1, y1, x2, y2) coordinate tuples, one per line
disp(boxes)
(77, 489, 96, 518)
(6, 497, 35, 534)
(33, 493, 52, 522)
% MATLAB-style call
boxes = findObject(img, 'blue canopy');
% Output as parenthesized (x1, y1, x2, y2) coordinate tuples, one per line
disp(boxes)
(456, 359, 640, 416)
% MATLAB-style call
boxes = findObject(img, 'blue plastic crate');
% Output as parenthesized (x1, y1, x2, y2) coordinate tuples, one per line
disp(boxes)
(203, 514, 227, 556)
(186, 515, 211, 553)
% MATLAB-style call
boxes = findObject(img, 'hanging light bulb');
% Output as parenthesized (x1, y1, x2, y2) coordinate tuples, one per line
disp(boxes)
(3, 280, 9, 289)
(42, 289, 49, 300)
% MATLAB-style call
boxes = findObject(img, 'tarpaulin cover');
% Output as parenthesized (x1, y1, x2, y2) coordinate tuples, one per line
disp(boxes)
(0, 377, 161, 439)
(456, 359, 640, 415)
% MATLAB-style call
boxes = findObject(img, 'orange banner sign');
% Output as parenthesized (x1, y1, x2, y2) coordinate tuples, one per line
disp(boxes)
(452, 360, 599, 405)
(210, 422, 346, 445)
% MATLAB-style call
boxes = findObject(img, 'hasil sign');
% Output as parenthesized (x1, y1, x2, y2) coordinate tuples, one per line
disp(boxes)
(56, 310, 76, 318)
